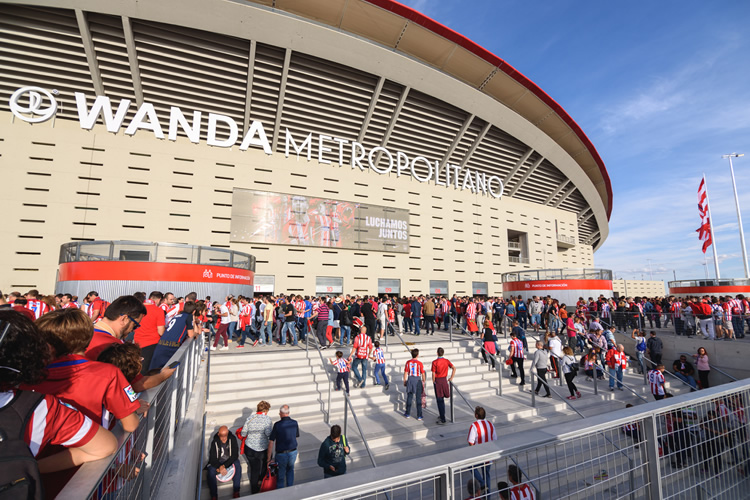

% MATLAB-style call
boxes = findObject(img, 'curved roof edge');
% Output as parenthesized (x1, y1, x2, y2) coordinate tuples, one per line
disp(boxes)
(365, 0, 612, 220)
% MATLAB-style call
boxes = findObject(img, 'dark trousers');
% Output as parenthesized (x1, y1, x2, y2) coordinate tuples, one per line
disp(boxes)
(139, 344, 157, 375)
(436, 394, 446, 422)
(518, 311, 528, 329)
(535, 367, 550, 395)
(511, 357, 525, 384)
(424, 315, 434, 334)
(564, 372, 578, 397)
(244, 447, 267, 495)
(336, 371, 350, 392)
(698, 369, 710, 389)
(413, 317, 421, 335)
(550, 355, 560, 378)
(207, 460, 241, 497)
(213, 323, 229, 347)
(316, 320, 328, 347)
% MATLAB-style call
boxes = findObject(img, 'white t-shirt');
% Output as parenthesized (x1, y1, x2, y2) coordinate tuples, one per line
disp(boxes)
(220, 304, 231, 324)
(548, 337, 563, 358)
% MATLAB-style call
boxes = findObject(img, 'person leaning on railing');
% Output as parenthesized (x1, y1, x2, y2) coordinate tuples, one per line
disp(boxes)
(0, 310, 118, 499)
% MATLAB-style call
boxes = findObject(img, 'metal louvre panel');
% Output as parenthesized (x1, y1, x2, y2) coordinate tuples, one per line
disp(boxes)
(251, 43, 285, 132)
(0, 5, 96, 120)
(429, 280, 449, 296)
(378, 278, 400, 294)
(87, 12, 138, 123)
(132, 19, 248, 139)
(253, 274, 275, 294)
(447, 118, 483, 165)
(471, 281, 488, 295)
(315, 276, 343, 294)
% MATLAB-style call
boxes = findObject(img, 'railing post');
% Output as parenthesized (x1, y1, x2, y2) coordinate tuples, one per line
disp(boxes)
(495, 355, 503, 396)
(343, 393, 348, 436)
(449, 316, 452, 343)
(168, 367, 178, 455)
(643, 414, 663, 498)
(593, 368, 598, 395)
(531, 371, 537, 408)
(449, 383, 454, 423)
(206, 334, 211, 401)
(141, 391, 157, 500)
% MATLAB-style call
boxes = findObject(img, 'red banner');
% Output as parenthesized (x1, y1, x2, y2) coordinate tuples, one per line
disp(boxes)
(503, 279, 613, 292)
(58, 262, 253, 285)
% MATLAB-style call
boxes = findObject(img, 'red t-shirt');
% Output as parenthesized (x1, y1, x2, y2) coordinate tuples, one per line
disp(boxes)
(0, 390, 98, 457)
(24, 354, 140, 429)
(85, 327, 122, 361)
(134, 301, 166, 348)
(431, 357, 454, 378)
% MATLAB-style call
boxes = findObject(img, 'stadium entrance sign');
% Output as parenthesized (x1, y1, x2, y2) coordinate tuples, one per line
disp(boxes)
(9, 86, 504, 200)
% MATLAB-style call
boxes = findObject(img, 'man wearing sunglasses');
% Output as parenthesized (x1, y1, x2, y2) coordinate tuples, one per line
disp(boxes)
(85, 295, 175, 391)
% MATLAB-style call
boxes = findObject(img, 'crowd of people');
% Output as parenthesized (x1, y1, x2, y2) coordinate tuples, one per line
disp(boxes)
(3, 286, 746, 498)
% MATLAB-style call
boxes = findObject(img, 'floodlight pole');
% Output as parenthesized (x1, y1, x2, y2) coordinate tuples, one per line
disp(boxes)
(724, 153, 748, 278)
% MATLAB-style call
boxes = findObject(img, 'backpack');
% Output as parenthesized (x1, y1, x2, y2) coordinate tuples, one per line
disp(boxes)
(0, 391, 45, 500)
(340, 307, 352, 327)
(636, 339, 647, 352)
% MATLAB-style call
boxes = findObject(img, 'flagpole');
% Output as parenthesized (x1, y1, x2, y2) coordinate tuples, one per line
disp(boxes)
(703, 174, 721, 279)
(724, 153, 748, 278)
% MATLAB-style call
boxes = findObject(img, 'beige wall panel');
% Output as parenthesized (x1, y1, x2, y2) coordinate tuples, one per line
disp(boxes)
(339, 1, 405, 49)
(439, 47, 494, 88)
(396, 23, 455, 69)
(0, 111, 592, 296)
(277, 0, 347, 27)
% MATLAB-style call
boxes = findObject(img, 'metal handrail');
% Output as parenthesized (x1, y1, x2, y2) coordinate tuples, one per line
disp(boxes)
(448, 315, 504, 395)
(529, 368, 585, 418)
(449, 381, 476, 423)
(342, 392, 377, 468)
(641, 355, 697, 392)
(679, 351, 739, 382)
(305, 329, 333, 424)
(597, 359, 650, 403)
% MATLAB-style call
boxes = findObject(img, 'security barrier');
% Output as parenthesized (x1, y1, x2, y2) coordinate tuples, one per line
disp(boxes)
(57, 334, 205, 500)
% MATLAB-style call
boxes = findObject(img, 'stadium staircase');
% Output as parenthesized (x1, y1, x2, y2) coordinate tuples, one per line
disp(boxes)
(201, 331, 691, 499)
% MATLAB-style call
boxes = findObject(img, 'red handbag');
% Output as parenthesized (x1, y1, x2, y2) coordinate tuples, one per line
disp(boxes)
(260, 463, 278, 492)
(235, 427, 246, 451)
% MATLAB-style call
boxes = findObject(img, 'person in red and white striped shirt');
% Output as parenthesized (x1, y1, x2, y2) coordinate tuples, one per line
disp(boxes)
(467, 406, 496, 493)
(349, 328, 373, 388)
(403, 349, 425, 420)
(648, 365, 666, 400)
(60, 293, 78, 309)
(465, 300, 478, 334)
(330, 351, 350, 394)
(24, 289, 50, 320)
(507, 464, 536, 500)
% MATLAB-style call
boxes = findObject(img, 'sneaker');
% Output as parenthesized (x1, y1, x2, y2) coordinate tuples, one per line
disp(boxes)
(586, 377, 593, 381)
(220, 346, 229, 351)
(576, 391, 581, 398)
(210, 346, 216, 351)
(253, 340, 259, 347)
(403, 413, 410, 419)
(618, 387, 624, 391)
(610, 388, 615, 392)
(543, 394, 551, 398)
(384, 384, 389, 390)
(566, 395, 577, 400)
(417, 416, 423, 421)
(436, 419, 446, 425)
(236, 344, 244, 348)
(233, 492, 240, 499)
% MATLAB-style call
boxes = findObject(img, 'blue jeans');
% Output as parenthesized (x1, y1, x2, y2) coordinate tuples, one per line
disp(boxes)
(281, 322, 298, 345)
(531, 314, 541, 327)
(340, 325, 351, 345)
(675, 372, 698, 389)
(405, 380, 423, 418)
(206, 460, 241, 497)
(472, 462, 491, 490)
(239, 325, 253, 346)
(275, 450, 298, 488)
(228, 321, 238, 340)
(413, 317, 421, 335)
(609, 367, 623, 389)
(263, 321, 273, 344)
(374, 364, 388, 385)
(352, 358, 368, 386)
(404, 317, 413, 332)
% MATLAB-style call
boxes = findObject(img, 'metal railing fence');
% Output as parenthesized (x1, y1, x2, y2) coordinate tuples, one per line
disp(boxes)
(304, 329, 333, 424)
(447, 315, 504, 396)
(258, 378, 750, 500)
(57, 333, 205, 500)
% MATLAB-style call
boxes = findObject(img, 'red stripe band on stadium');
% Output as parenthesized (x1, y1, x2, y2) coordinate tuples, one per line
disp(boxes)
(503, 279, 613, 292)
(58, 262, 254, 285)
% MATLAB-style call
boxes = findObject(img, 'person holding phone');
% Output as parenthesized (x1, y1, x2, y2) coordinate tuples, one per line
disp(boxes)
(317, 425, 349, 478)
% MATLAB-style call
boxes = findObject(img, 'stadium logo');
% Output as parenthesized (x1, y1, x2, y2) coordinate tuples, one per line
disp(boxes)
(202, 269, 213, 279)
(9, 86, 58, 123)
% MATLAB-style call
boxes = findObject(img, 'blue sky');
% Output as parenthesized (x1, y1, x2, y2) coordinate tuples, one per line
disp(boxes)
(401, 0, 750, 284)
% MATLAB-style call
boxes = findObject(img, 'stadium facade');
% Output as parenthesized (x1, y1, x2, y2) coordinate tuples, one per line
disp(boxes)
(0, 0, 612, 297)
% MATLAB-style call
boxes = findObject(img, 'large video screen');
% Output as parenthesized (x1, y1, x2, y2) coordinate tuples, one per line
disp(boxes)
(230, 189, 410, 253)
